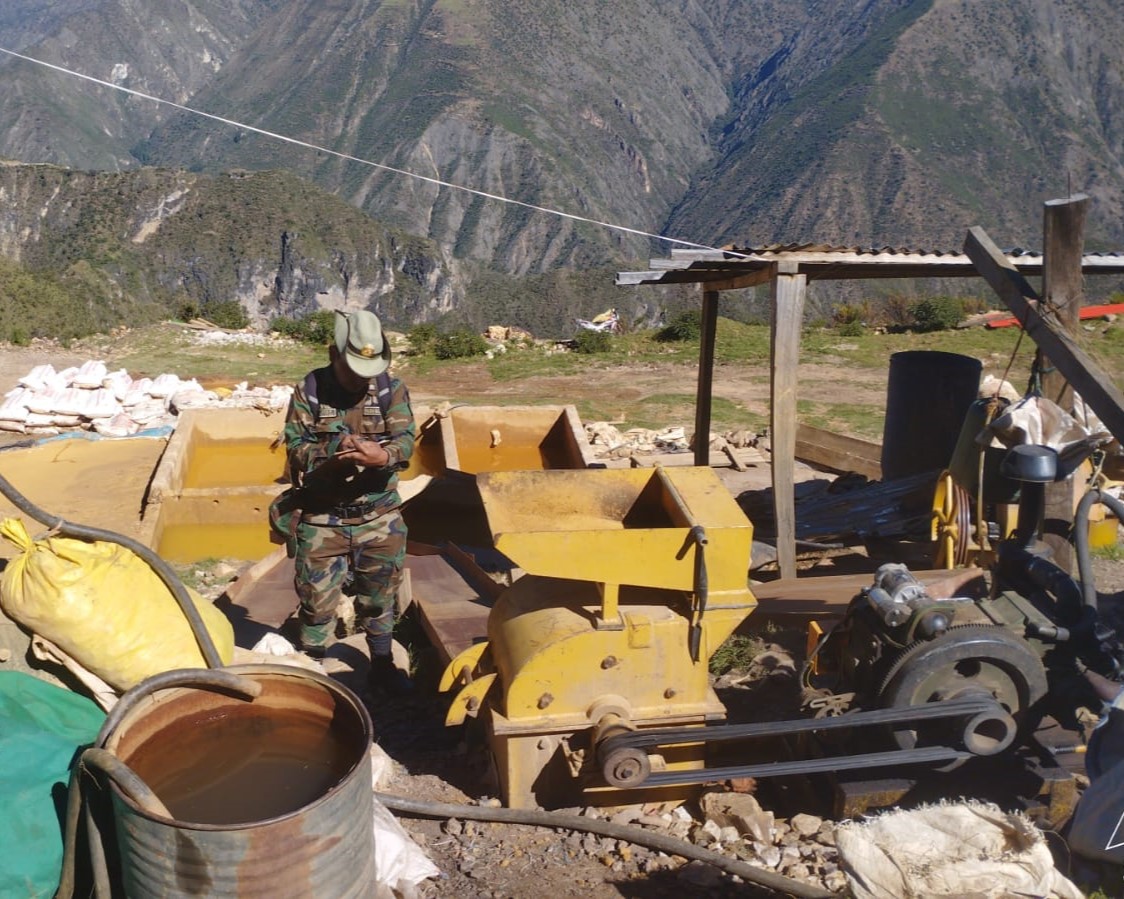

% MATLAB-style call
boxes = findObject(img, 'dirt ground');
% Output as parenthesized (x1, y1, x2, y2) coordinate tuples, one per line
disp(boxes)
(2, 335, 1123, 897)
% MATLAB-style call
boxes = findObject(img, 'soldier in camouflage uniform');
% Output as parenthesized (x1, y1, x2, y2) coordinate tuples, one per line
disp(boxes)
(282, 309, 416, 693)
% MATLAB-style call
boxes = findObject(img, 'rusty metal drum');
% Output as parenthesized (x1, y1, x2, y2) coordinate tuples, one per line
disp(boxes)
(102, 664, 375, 898)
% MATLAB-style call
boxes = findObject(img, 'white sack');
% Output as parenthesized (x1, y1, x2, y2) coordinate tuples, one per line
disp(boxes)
(835, 800, 1082, 899)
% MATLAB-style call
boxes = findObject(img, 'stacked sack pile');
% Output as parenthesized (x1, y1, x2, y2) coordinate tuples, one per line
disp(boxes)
(0, 360, 293, 438)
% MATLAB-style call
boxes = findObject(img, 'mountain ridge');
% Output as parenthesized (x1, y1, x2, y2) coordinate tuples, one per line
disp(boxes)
(0, 0, 1122, 332)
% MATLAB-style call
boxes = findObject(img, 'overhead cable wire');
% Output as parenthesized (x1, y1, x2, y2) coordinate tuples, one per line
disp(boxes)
(0, 46, 746, 259)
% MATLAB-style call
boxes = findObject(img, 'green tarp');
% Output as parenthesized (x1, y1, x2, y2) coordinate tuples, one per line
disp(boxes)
(0, 672, 105, 898)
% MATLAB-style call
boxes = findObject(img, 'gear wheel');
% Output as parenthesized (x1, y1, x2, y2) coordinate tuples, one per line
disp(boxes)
(877, 625, 1047, 764)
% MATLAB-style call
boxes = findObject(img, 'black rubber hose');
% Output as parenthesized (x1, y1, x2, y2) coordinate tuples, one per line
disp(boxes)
(92, 667, 262, 749)
(375, 792, 836, 899)
(56, 749, 173, 899)
(0, 468, 223, 668)
(1075, 489, 1124, 612)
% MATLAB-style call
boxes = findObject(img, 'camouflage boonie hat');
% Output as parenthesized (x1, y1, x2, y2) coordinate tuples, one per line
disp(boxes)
(334, 310, 391, 378)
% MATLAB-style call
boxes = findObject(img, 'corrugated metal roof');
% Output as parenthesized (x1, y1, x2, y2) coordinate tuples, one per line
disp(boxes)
(616, 242, 1124, 287)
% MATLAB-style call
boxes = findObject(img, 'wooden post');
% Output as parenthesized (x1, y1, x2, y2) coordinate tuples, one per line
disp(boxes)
(771, 263, 806, 580)
(693, 288, 719, 467)
(1040, 195, 1089, 571)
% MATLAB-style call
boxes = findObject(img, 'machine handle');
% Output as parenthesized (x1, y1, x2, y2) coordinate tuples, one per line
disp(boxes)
(687, 524, 709, 662)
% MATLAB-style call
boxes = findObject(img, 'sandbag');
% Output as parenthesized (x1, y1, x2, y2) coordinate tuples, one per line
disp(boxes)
(0, 518, 234, 691)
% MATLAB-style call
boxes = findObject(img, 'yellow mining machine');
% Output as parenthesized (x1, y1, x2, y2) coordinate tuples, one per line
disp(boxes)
(440, 466, 756, 808)
(440, 451, 1124, 812)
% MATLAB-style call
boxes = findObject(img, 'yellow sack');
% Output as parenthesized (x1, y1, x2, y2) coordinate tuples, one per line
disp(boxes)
(0, 518, 235, 691)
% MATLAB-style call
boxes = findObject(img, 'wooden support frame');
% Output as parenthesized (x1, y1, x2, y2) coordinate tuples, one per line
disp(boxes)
(1040, 195, 1089, 571)
(623, 226, 1124, 582)
(694, 289, 719, 466)
(770, 263, 807, 579)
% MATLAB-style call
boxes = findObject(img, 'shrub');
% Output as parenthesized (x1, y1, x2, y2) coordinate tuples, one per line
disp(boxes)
(573, 329, 612, 354)
(909, 296, 963, 332)
(836, 320, 865, 337)
(832, 301, 868, 328)
(434, 329, 487, 360)
(656, 309, 702, 342)
(177, 300, 201, 322)
(205, 300, 250, 330)
(299, 310, 336, 345)
(407, 323, 439, 355)
(270, 310, 335, 344)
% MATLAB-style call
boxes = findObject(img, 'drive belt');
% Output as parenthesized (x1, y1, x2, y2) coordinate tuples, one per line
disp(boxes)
(597, 695, 1000, 788)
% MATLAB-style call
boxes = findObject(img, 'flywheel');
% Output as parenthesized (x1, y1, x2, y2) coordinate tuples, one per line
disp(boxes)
(931, 470, 972, 568)
(877, 625, 1047, 766)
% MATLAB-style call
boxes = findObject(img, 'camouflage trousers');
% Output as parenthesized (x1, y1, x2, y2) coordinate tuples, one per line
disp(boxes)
(293, 510, 407, 651)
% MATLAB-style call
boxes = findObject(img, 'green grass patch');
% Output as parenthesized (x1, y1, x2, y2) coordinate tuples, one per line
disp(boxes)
(709, 633, 766, 676)
(798, 399, 885, 440)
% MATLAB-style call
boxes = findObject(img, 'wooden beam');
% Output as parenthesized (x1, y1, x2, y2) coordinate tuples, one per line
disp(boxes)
(701, 270, 776, 291)
(1039, 195, 1089, 571)
(964, 225, 1124, 442)
(694, 288, 719, 466)
(795, 424, 882, 480)
(770, 264, 807, 580)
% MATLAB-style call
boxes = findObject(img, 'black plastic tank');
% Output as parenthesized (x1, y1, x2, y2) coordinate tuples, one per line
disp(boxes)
(881, 350, 982, 481)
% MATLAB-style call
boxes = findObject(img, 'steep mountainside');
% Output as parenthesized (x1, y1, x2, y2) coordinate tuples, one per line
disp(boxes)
(668, 0, 1124, 252)
(0, 164, 461, 332)
(0, 0, 1122, 288)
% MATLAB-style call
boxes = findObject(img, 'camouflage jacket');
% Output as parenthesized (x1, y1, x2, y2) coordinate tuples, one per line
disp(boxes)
(283, 366, 416, 523)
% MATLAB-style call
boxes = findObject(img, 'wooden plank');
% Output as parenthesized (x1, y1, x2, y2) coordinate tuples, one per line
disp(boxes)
(964, 226, 1124, 443)
(795, 424, 882, 479)
(770, 264, 807, 579)
(693, 288, 719, 466)
(1040, 196, 1089, 572)
(408, 551, 494, 666)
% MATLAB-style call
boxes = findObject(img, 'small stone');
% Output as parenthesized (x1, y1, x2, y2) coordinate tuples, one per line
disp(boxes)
(759, 845, 782, 868)
(791, 813, 823, 837)
(816, 824, 837, 846)
(480, 797, 502, 808)
(638, 814, 669, 828)
(824, 870, 849, 892)
(719, 825, 741, 844)
(0, 648, 10, 663)
(702, 819, 723, 841)
(444, 818, 462, 836)
(610, 807, 642, 826)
